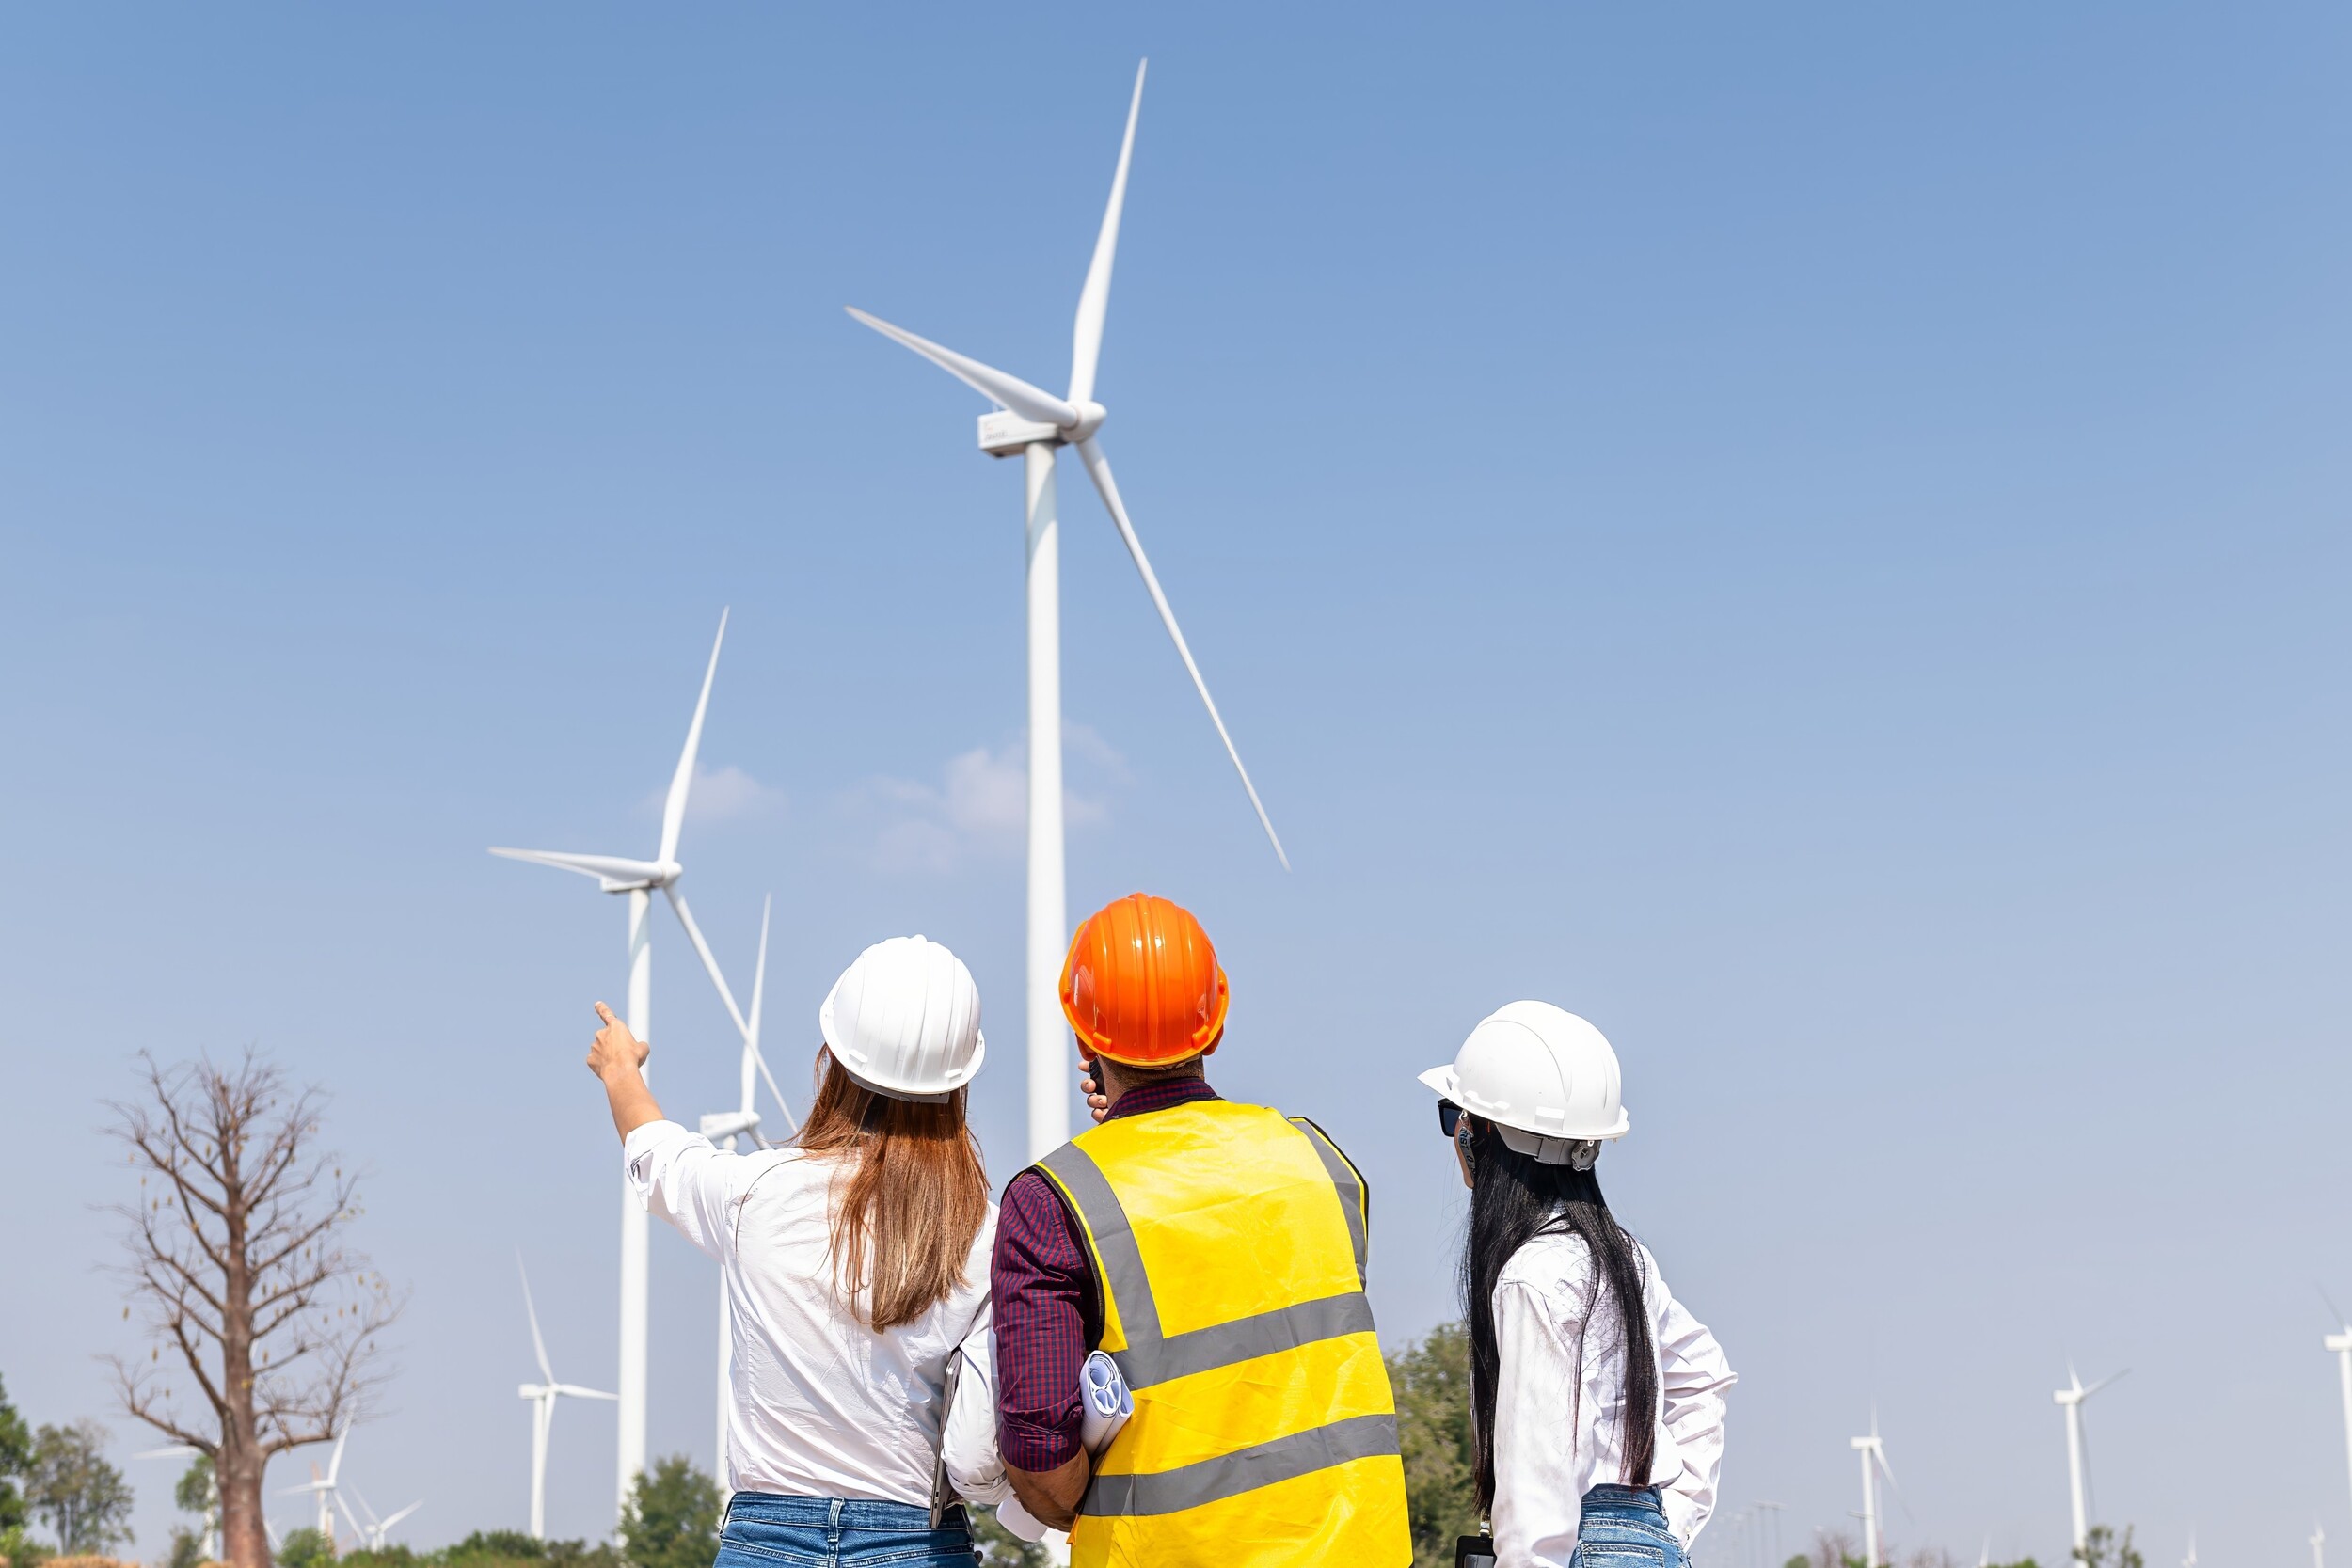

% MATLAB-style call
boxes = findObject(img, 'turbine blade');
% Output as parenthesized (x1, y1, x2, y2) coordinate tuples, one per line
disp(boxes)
(1074, 436, 1289, 868)
(346, 1486, 378, 1531)
(742, 895, 771, 1117)
(754, 1039, 801, 1138)
(2082, 1367, 2130, 1399)
(663, 886, 750, 1037)
(660, 610, 728, 865)
(845, 308, 1077, 430)
(384, 1502, 422, 1530)
(488, 848, 664, 886)
(2321, 1283, 2349, 1331)
(516, 1255, 554, 1385)
(326, 1428, 347, 1482)
(1069, 59, 1147, 404)
(555, 1385, 620, 1401)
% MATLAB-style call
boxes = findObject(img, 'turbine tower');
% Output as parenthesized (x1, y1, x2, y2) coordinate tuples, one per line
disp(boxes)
(849, 59, 1288, 1163)
(492, 609, 757, 1517)
(696, 896, 790, 1497)
(2328, 1315, 2352, 1526)
(138, 1445, 217, 1561)
(1850, 1415, 1896, 1568)
(2053, 1365, 2127, 1557)
(516, 1256, 618, 1541)
(2312, 1523, 2326, 1568)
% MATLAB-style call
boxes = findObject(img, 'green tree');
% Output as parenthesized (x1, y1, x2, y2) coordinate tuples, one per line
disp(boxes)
(445, 1533, 544, 1564)
(616, 1458, 719, 1568)
(167, 1526, 207, 1568)
(26, 1420, 134, 1555)
(967, 1507, 1050, 1567)
(278, 1528, 334, 1568)
(1388, 1320, 1478, 1568)
(2075, 1527, 2142, 1568)
(0, 1374, 37, 1568)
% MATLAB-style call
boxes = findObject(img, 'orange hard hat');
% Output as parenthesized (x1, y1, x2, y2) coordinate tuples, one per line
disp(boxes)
(1060, 893, 1230, 1068)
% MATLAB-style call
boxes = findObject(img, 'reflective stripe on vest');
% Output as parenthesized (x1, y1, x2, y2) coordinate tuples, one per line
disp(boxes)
(1033, 1100, 1411, 1566)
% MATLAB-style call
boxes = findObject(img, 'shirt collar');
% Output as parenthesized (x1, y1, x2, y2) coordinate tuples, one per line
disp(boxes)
(1104, 1074, 1220, 1120)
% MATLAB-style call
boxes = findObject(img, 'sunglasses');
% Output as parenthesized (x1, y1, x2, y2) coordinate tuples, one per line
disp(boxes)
(1438, 1101, 1463, 1139)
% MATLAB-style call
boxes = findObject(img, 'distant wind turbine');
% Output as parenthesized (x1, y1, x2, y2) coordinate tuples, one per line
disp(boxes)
(2181, 1531, 2196, 1568)
(516, 1256, 618, 1541)
(278, 1429, 348, 1544)
(849, 58, 1289, 1164)
(2053, 1364, 2127, 1558)
(2327, 1291, 2352, 1527)
(137, 1444, 216, 1561)
(337, 1486, 422, 1552)
(493, 609, 772, 1518)
(2313, 1522, 2327, 1568)
(1850, 1413, 1898, 1568)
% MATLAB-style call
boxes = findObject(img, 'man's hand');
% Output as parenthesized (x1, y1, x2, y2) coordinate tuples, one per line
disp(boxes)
(589, 1001, 651, 1082)
(1006, 1451, 1090, 1533)
(1078, 1058, 1110, 1124)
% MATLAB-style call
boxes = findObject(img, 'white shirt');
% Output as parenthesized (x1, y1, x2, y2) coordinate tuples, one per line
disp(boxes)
(624, 1120, 1008, 1507)
(1490, 1232, 1735, 1568)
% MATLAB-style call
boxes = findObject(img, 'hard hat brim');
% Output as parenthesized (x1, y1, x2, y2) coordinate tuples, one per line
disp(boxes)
(1417, 1064, 1458, 1101)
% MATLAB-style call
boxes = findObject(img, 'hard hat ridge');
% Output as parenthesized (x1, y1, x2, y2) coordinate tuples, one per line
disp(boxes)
(1416, 1000, 1629, 1165)
(819, 933, 986, 1101)
(1060, 893, 1230, 1068)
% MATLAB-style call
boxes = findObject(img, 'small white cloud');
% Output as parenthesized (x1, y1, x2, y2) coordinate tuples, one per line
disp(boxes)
(644, 762, 786, 825)
(854, 740, 1107, 873)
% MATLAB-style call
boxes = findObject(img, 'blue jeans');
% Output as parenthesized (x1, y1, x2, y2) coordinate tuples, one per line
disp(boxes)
(1574, 1485, 1689, 1568)
(715, 1493, 977, 1568)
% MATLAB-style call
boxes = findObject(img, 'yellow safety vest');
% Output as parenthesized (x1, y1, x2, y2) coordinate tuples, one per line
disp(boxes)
(1034, 1098, 1411, 1568)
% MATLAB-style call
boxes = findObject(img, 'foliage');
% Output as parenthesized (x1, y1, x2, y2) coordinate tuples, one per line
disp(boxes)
(1387, 1320, 1479, 1568)
(25, 1422, 133, 1556)
(616, 1457, 719, 1568)
(0, 1525, 51, 1568)
(0, 1377, 31, 1536)
(968, 1506, 1051, 1568)
(2075, 1527, 2142, 1568)
(167, 1526, 206, 1568)
(280, 1527, 335, 1568)
(341, 1536, 615, 1568)
(173, 1458, 214, 1520)
(1986, 1559, 2043, 1568)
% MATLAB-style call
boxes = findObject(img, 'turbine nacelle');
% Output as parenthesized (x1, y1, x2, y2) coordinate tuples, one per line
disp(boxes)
(698, 1110, 761, 1142)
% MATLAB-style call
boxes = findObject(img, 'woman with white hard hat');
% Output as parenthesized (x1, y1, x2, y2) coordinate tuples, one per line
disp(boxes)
(1419, 1002, 1735, 1568)
(585, 934, 1015, 1567)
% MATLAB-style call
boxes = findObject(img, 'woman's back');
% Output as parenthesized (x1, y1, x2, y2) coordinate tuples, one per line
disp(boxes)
(1489, 1228, 1730, 1554)
(629, 1132, 998, 1504)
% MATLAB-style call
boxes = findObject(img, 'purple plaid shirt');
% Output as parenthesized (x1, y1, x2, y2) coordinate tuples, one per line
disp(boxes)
(991, 1076, 1220, 1473)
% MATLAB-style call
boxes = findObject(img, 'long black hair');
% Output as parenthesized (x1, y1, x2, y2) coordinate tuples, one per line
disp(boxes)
(1459, 1116, 1657, 1513)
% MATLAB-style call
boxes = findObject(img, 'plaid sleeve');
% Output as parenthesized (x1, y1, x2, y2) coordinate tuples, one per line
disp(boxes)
(991, 1167, 1103, 1473)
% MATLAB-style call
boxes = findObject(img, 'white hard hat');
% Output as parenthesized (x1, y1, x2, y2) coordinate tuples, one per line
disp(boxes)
(1417, 1001, 1629, 1165)
(818, 935, 985, 1101)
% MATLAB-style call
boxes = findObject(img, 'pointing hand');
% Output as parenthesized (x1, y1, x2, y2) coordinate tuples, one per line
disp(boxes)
(588, 1001, 650, 1081)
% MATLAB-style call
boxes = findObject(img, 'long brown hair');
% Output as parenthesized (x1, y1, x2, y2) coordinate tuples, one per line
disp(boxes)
(796, 1050, 991, 1331)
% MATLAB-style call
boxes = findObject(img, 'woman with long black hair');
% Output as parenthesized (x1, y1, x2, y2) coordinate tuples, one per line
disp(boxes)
(1420, 1002, 1735, 1568)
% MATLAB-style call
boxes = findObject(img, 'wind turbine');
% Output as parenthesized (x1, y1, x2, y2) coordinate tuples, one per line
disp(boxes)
(279, 1429, 348, 1544)
(849, 58, 1289, 1164)
(2327, 1300, 2352, 1526)
(337, 1486, 422, 1552)
(2053, 1364, 2127, 1558)
(138, 1444, 217, 1560)
(2181, 1533, 2196, 1568)
(516, 1256, 619, 1541)
(696, 896, 789, 1498)
(492, 609, 763, 1516)
(1850, 1414, 1897, 1568)
(2313, 1523, 2327, 1568)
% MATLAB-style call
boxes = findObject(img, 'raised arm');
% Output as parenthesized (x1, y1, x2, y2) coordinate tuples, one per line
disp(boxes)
(587, 1001, 663, 1140)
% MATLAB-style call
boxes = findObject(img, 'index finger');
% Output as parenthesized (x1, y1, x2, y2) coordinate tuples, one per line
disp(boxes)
(595, 1001, 619, 1026)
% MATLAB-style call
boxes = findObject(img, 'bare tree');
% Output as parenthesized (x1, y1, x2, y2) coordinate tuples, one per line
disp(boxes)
(106, 1050, 401, 1568)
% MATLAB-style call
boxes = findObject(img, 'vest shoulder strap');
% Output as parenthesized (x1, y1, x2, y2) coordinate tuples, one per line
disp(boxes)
(1032, 1108, 1377, 1391)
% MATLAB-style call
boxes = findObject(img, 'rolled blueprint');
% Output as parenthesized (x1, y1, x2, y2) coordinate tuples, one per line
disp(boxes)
(994, 1352, 1135, 1544)
(1077, 1350, 1133, 1454)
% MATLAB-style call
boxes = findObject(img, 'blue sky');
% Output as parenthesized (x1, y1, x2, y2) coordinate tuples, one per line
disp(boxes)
(6, 4, 2351, 1564)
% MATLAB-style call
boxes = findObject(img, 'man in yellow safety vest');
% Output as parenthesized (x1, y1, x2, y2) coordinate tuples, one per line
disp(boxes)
(991, 892, 1411, 1566)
